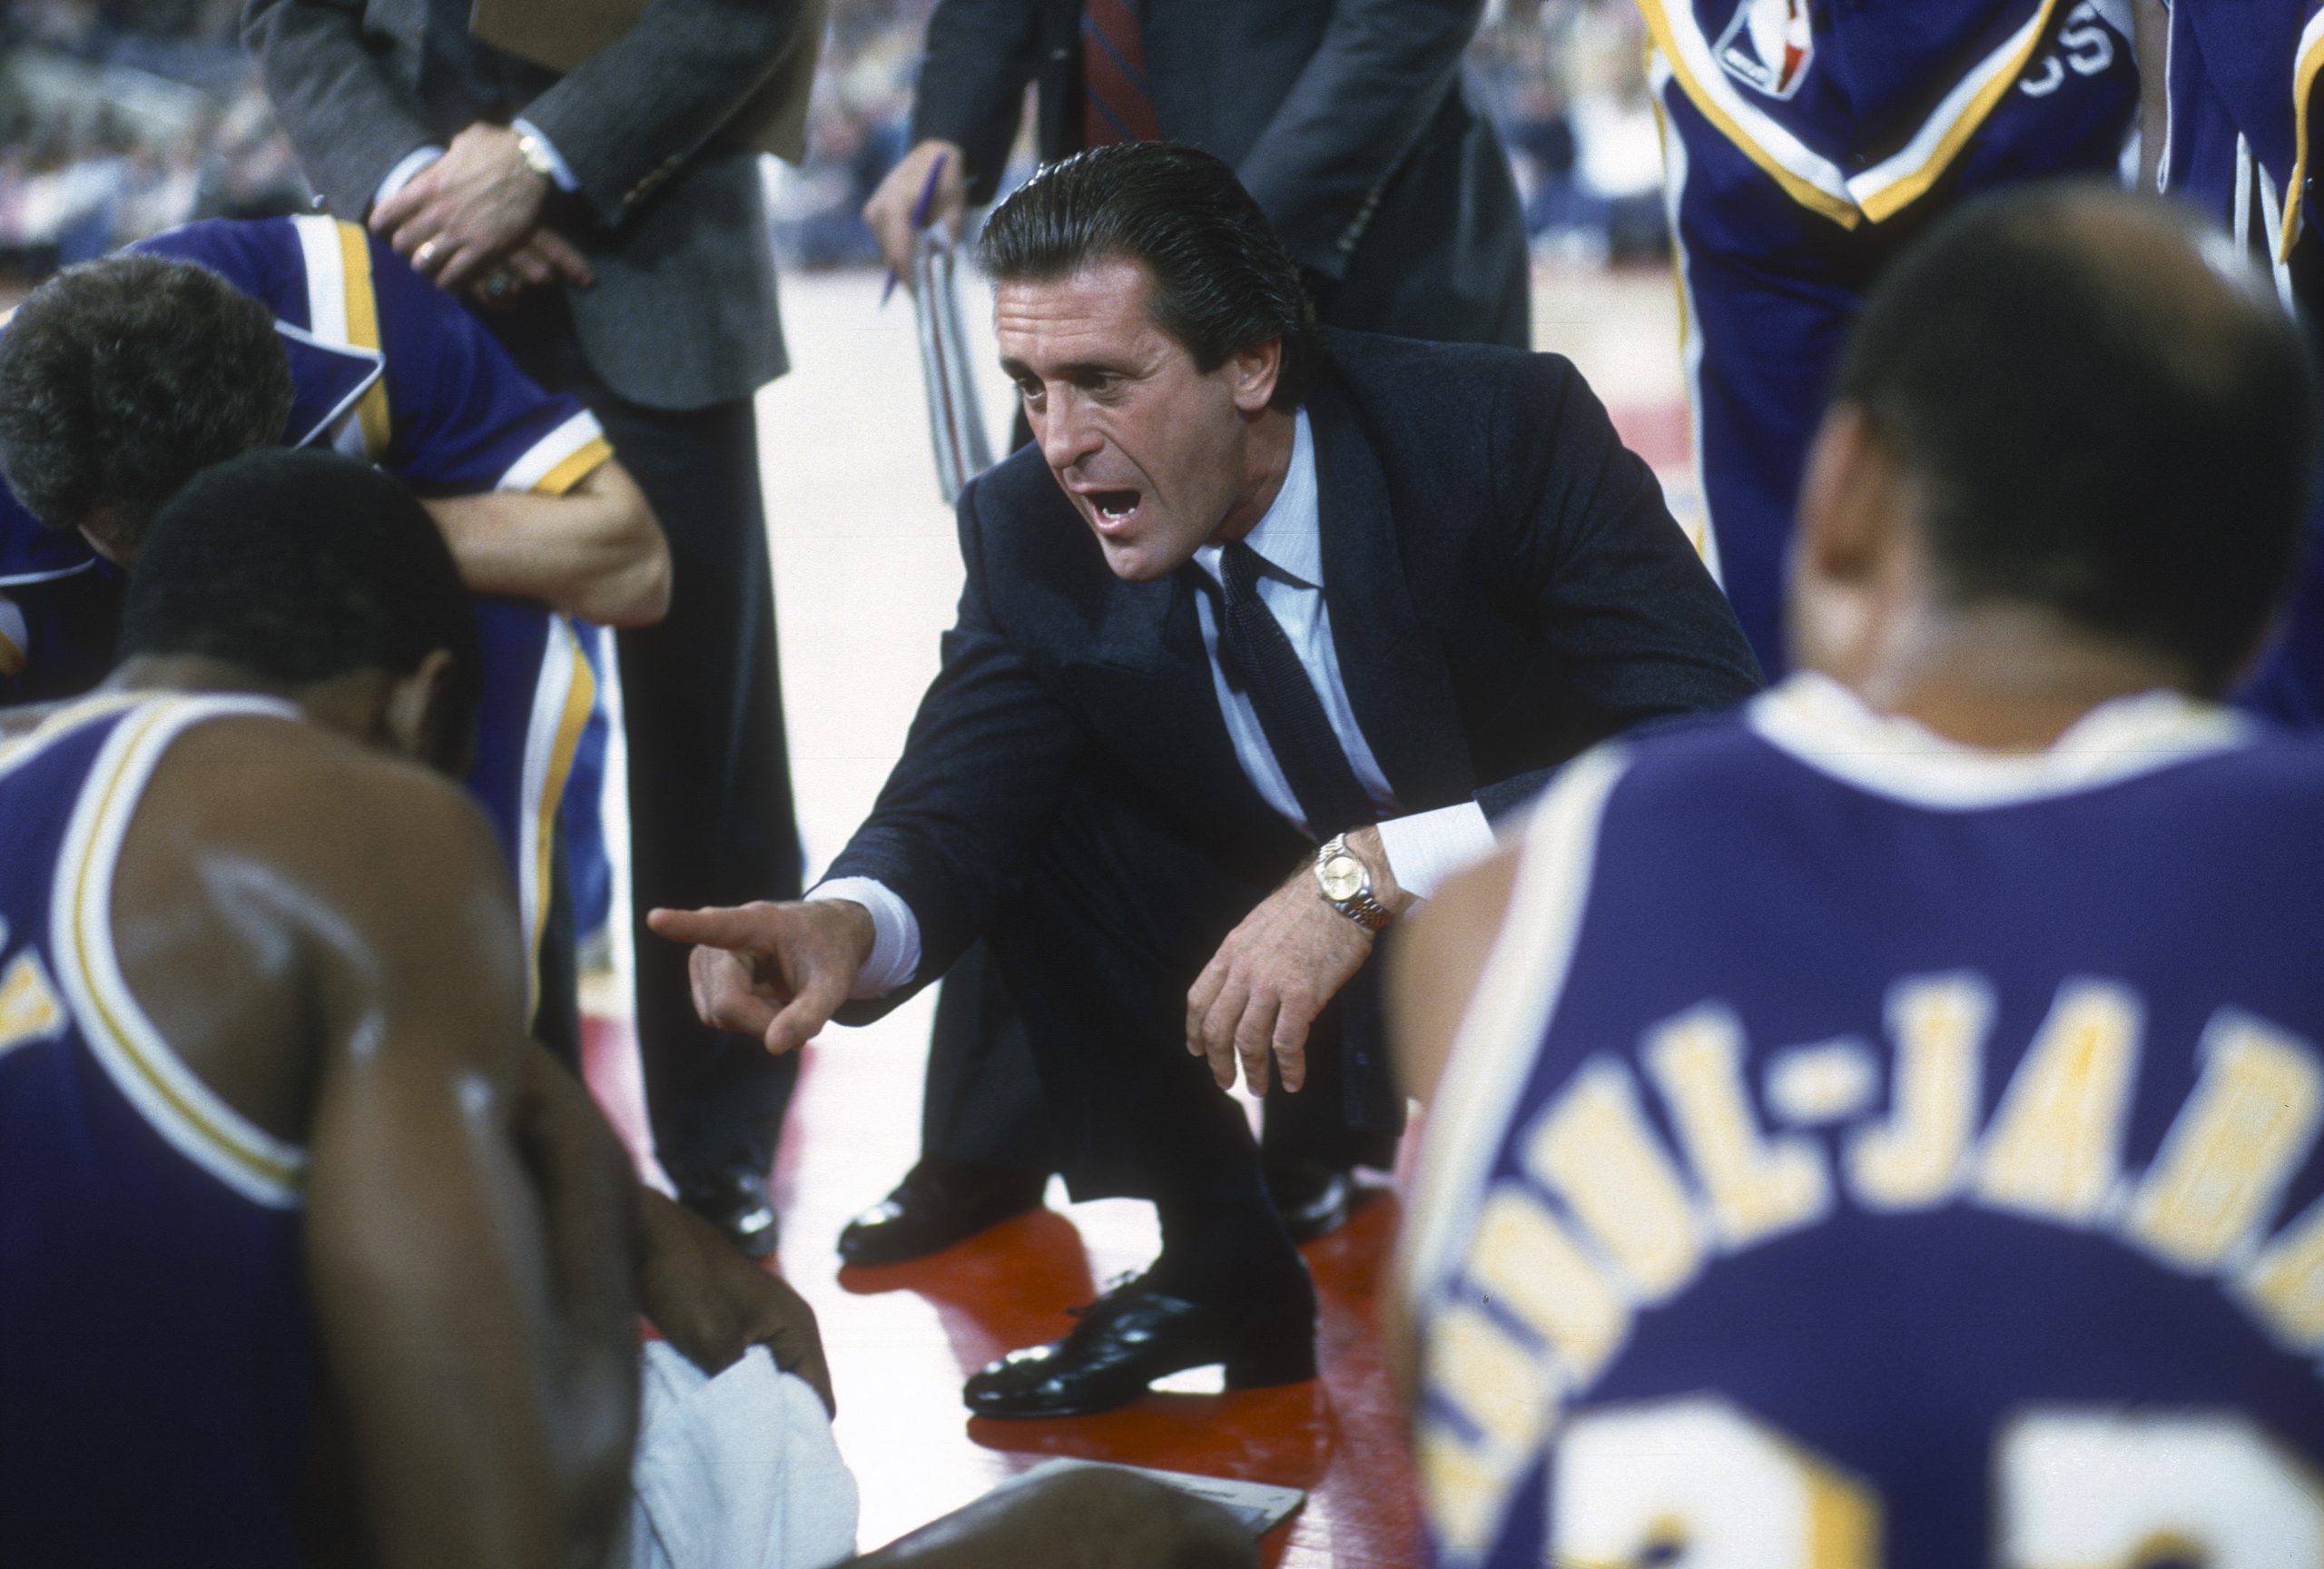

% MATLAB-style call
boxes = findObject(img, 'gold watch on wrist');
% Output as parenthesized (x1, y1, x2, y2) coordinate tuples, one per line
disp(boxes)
(515, 130, 559, 184)
(1315, 834, 1393, 933)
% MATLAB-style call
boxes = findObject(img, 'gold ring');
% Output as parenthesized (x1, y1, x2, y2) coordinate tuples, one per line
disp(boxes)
(414, 239, 440, 268)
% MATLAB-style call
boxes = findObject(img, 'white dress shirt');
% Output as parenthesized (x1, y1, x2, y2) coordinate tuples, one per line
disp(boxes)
(815, 410, 1496, 996)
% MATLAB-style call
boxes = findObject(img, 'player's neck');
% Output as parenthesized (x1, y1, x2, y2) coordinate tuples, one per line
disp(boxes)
(1846, 604, 2201, 753)
(110, 654, 304, 705)
(107, 656, 390, 743)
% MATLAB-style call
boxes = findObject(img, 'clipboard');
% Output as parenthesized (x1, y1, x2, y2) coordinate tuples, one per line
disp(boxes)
(468, 0, 828, 164)
(912, 222, 998, 503)
(992, 1458, 1307, 1538)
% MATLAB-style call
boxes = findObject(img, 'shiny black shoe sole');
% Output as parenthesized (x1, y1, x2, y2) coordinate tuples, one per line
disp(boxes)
(963, 1290, 1317, 1419)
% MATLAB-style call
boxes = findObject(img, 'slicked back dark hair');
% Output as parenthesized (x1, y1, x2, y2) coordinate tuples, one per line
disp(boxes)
(979, 142, 1318, 408)
(0, 253, 293, 544)
(1835, 184, 2317, 692)
(121, 449, 482, 765)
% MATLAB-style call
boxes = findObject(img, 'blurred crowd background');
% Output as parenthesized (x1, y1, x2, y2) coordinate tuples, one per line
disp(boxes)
(0, 0, 1671, 287)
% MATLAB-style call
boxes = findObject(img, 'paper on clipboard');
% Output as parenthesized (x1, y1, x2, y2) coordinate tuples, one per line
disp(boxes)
(911, 223, 997, 504)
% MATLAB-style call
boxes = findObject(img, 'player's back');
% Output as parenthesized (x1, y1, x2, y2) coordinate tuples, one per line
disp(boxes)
(0, 695, 315, 1568)
(1409, 674, 2324, 1569)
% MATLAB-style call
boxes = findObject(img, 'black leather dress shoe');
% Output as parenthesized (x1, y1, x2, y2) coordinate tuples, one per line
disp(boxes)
(1264, 1156, 1354, 1245)
(963, 1276, 1316, 1418)
(675, 1168, 777, 1259)
(837, 1159, 1049, 1268)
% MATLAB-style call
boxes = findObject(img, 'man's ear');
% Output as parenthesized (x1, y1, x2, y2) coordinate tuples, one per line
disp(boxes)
(76, 504, 136, 568)
(382, 648, 468, 775)
(1794, 404, 1896, 589)
(1226, 336, 1284, 414)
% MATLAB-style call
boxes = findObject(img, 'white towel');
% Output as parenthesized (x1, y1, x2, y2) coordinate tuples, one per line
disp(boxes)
(625, 1342, 860, 1569)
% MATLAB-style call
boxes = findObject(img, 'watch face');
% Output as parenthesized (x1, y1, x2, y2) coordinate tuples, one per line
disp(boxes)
(1319, 854, 1366, 903)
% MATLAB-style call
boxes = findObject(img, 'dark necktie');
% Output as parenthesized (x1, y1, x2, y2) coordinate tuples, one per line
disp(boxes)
(1214, 539, 1377, 837)
(1082, 0, 1161, 147)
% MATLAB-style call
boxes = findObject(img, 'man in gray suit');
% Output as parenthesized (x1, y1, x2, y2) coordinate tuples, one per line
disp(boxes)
(842, 0, 1532, 1269)
(242, 0, 812, 1255)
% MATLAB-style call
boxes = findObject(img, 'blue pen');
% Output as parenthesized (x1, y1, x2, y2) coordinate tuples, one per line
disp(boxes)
(881, 152, 950, 306)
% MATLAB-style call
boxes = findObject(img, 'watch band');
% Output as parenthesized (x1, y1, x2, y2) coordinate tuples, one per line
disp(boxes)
(1316, 834, 1393, 933)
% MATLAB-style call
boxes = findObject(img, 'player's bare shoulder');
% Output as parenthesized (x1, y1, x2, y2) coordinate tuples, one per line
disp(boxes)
(113, 708, 529, 1090)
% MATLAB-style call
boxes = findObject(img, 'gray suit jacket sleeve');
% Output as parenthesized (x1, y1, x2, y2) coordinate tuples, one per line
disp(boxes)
(519, 0, 805, 226)
(1236, 0, 1488, 281)
(241, 0, 438, 217)
(910, 0, 1044, 204)
(242, 0, 803, 229)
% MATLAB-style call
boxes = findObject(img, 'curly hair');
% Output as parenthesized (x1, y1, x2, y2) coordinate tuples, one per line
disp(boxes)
(0, 254, 294, 548)
(123, 449, 483, 769)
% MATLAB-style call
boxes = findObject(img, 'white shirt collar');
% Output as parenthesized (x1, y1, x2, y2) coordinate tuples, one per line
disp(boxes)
(1195, 409, 1319, 588)
(1747, 670, 2251, 809)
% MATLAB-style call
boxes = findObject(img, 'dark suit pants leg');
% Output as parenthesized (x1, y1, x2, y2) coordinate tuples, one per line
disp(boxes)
(600, 394, 804, 1185)
(980, 788, 1310, 1312)
(921, 941, 1056, 1174)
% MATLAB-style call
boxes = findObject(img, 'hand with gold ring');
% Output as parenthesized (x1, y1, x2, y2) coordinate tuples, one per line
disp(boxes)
(373, 123, 549, 291)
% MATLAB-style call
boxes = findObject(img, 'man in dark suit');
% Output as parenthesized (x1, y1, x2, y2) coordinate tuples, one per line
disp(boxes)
(655, 143, 1759, 1417)
(864, 0, 1528, 350)
(847, 0, 1533, 1267)
(242, 0, 813, 1253)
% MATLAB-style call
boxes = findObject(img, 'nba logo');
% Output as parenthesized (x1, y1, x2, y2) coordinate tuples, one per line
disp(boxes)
(1715, 0, 1815, 99)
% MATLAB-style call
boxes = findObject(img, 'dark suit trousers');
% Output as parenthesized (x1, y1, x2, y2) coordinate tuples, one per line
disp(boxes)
(488, 293, 803, 1183)
(976, 784, 1389, 1303)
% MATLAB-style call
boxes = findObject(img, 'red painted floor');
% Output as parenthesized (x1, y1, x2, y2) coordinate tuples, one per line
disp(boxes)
(583, 1011, 1429, 1566)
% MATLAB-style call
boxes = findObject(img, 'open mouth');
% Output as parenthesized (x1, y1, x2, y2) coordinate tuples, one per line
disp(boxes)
(1088, 488, 1140, 523)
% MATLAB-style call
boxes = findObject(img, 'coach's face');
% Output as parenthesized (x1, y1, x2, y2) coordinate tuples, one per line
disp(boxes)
(997, 257, 1286, 582)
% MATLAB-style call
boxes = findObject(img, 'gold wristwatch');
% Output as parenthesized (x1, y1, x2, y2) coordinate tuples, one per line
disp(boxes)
(1315, 834, 1393, 933)
(515, 130, 559, 184)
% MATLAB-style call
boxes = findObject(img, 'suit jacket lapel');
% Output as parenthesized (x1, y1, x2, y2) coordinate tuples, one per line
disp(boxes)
(1308, 372, 1477, 811)
(1082, 548, 1285, 844)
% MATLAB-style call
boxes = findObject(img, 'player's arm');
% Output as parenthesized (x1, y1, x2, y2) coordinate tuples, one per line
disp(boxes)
(367, 235, 672, 627)
(294, 755, 637, 1569)
(422, 456, 672, 627)
(1381, 841, 1520, 1406)
(1235, 0, 1486, 282)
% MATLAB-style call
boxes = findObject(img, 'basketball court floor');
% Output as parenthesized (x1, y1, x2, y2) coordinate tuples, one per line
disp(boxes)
(579, 258, 1693, 1564)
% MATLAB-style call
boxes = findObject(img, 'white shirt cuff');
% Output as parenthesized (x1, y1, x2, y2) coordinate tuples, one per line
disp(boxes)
(1374, 801, 1498, 903)
(511, 118, 582, 192)
(373, 145, 444, 212)
(805, 877, 921, 998)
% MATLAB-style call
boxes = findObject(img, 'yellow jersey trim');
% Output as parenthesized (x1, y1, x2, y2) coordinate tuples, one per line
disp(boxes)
(1850, 0, 2064, 222)
(526, 623, 596, 1023)
(2282, 9, 2324, 262)
(333, 220, 393, 459)
(1637, 11, 1862, 228)
(536, 436, 615, 498)
(52, 697, 309, 1207)
(1643, 0, 2065, 228)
